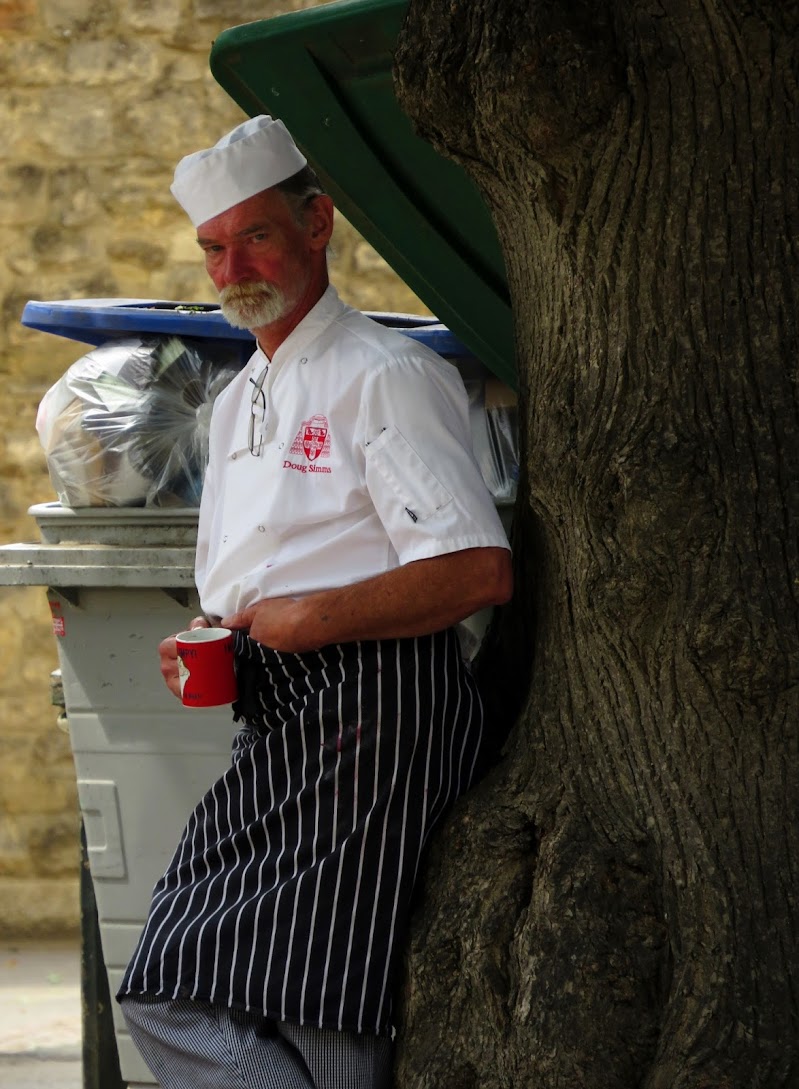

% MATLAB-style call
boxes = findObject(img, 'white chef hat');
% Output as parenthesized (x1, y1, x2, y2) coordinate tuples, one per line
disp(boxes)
(171, 115, 308, 228)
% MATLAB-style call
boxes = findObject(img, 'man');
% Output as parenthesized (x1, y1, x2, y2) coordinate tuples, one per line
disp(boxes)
(118, 115, 512, 1089)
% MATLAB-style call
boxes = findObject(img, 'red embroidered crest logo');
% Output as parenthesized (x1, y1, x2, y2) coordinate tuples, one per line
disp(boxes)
(290, 415, 331, 462)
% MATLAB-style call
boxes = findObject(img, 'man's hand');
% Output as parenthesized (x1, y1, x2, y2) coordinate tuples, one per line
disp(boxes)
(158, 615, 210, 699)
(221, 598, 315, 653)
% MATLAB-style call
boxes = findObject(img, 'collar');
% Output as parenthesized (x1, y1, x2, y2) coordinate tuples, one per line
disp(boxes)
(266, 285, 349, 368)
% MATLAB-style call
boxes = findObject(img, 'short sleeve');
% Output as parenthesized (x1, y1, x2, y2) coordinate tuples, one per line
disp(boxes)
(360, 349, 511, 564)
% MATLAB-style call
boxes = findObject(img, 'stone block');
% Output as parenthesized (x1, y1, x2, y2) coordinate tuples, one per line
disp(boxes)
(0, 779, 79, 823)
(168, 228, 204, 264)
(0, 40, 64, 87)
(149, 265, 217, 305)
(353, 240, 395, 274)
(3, 435, 47, 483)
(0, 878, 80, 939)
(27, 814, 82, 877)
(32, 223, 93, 266)
(121, 90, 242, 167)
(5, 250, 39, 281)
(0, 820, 26, 877)
(0, 813, 80, 878)
(33, 88, 115, 158)
(162, 53, 208, 84)
(65, 37, 161, 86)
(122, 0, 183, 33)
(30, 728, 79, 778)
(0, 0, 38, 34)
(0, 589, 59, 661)
(106, 239, 167, 269)
(39, 0, 117, 36)
(50, 172, 103, 229)
(0, 93, 48, 168)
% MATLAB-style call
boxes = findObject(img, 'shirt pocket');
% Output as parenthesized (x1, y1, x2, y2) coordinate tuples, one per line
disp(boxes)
(366, 425, 453, 522)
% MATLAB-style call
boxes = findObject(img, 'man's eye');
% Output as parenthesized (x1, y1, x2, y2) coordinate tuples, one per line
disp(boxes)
(251, 233, 267, 242)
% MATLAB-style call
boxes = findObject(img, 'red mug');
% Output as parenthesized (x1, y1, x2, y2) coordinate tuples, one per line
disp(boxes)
(175, 627, 238, 708)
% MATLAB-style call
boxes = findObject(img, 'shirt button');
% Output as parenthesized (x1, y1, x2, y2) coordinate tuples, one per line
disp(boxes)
(258, 525, 266, 533)
(300, 357, 308, 364)
(231, 452, 237, 460)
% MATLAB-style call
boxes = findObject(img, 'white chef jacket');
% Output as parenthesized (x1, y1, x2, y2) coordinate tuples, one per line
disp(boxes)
(196, 286, 510, 618)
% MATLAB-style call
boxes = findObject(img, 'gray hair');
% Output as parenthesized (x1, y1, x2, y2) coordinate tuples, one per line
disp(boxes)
(273, 165, 327, 225)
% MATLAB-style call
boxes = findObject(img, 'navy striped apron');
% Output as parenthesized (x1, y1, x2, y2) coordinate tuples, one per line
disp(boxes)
(120, 629, 484, 1036)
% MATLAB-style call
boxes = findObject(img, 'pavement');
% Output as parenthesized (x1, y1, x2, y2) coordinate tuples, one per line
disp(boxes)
(0, 942, 82, 1089)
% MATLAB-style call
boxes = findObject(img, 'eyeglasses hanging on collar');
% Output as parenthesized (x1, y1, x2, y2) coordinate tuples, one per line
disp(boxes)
(248, 363, 269, 456)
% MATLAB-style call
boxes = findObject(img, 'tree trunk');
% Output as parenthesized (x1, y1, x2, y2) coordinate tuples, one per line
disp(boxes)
(393, 3, 799, 1086)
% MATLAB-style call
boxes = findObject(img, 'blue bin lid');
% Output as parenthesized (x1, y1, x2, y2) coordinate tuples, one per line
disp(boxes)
(21, 298, 253, 346)
(21, 298, 481, 364)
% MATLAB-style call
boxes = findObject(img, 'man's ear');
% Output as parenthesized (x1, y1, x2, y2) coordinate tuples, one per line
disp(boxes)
(306, 194, 335, 250)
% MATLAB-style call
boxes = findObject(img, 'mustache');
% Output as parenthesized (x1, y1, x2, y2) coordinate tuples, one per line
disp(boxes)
(219, 282, 278, 303)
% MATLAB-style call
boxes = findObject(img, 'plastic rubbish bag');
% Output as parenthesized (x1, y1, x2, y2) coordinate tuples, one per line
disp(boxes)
(36, 335, 243, 508)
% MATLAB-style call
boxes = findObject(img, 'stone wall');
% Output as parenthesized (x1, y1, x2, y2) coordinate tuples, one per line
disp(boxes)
(0, 0, 427, 938)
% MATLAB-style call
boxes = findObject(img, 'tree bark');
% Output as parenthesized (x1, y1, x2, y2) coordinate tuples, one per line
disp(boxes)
(393, 2, 799, 1086)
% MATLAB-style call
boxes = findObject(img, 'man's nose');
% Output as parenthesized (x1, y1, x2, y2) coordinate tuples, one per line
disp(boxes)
(220, 246, 256, 283)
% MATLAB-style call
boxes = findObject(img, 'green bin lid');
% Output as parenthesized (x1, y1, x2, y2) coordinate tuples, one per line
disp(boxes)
(210, 0, 515, 388)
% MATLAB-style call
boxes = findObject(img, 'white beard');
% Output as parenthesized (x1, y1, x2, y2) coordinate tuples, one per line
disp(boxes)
(219, 282, 290, 330)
